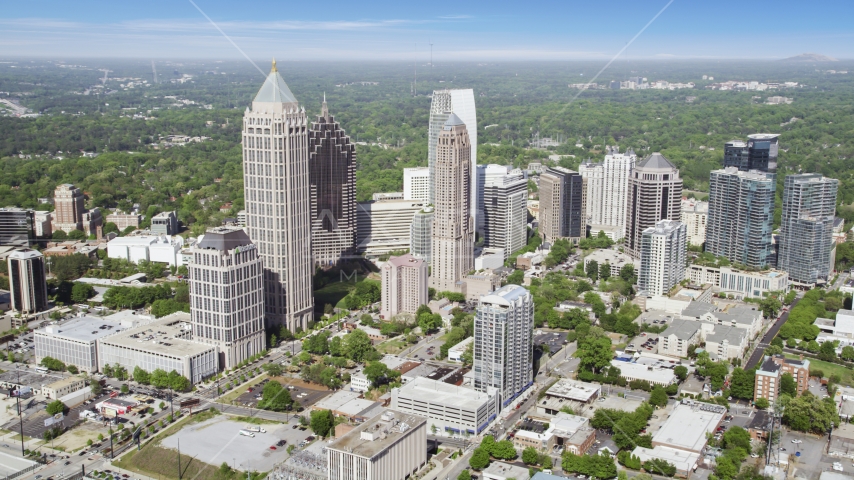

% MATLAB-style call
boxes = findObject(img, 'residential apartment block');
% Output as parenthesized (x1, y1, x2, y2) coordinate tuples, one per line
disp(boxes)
(638, 219, 687, 297)
(482, 168, 528, 259)
(578, 146, 636, 240)
(778, 173, 839, 286)
(474, 285, 534, 409)
(403, 167, 430, 202)
(754, 355, 810, 403)
(381, 254, 428, 319)
(685, 265, 789, 299)
(680, 199, 708, 247)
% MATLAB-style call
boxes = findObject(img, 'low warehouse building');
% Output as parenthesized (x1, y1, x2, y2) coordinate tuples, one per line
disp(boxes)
(631, 445, 700, 477)
(652, 402, 725, 453)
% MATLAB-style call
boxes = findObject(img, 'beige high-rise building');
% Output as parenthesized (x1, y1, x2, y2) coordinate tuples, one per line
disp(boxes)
(189, 227, 265, 369)
(430, 113, 474, 294)
(380, 254, 428, 319)
(242, 60, 313, 331)
(53, 184, 85, 233)
(625, 153, 683, 259)
(578, 146, 636, 240)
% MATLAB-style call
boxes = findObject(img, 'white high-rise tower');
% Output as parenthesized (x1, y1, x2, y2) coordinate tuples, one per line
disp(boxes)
(427, 89, 477, 224)
(578, 146, 636, 240)
(242, 60, 313, 331)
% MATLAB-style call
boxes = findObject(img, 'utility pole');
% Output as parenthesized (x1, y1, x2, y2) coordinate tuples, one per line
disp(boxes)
(177, 438, 182, 480)
(16, 396, 24, 456)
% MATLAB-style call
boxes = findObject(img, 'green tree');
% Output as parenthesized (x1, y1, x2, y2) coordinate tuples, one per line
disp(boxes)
(309, 409, 335, 437)
(759, 295, 782, 319)
(469, 448, 490, 470)
(754, 397, 770, 409)
(585, 260, 599, 281)
(599, 262, 612, 280)
(729, 368, 755, 400)
(263, 363, 283, 377)
(577, 333, 612, 373)
(120, 384, 129, 394)
(258, 381, 295, 412)
(133, 366, 150, 385)
(841, 345, 854, 361)
(780, 372, 797, 396)
(71, 283, 95, 303)
(342, 329, 377, 363)
(66, 365, 78, 374)
(649, 386, 668, 407)
(67, 229, 87, 241)
(522, 447, 539, 465)
(783, 392, 839, 433)
(490, 440, 517, 460)
(674, 365, 688, 381)
(40, 356, 66, 372)
(819, 341, 837, 362)
(46, 400, 66, 415)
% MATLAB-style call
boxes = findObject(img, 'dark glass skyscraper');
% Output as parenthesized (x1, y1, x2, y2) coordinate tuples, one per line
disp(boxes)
(309, 96, 357, 266)
(724, 134, 779, 175)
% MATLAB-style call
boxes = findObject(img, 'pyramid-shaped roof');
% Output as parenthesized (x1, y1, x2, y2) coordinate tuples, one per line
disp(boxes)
(637, 152, 675, 169)
(253, 60, 297, 104)
(443, 112, 465, 129)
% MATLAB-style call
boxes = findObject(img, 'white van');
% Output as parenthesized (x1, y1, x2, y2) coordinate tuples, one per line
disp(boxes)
(247, 426, 266, 433)
(239, 430, 255, 438)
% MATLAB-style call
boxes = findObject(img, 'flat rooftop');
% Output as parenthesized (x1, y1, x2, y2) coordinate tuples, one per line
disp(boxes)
(328, 410, 426, 459)
(545, 378, 600, 402)
(483, 462, 531, 480)
(99, 313, 213, 358)
(0, 370, 65, 389)
(653, 403, 725, 452)
(612, 361, 677, 385)
(394, 376, 495, 410)
(37, 316, 126, 343)
(314, 390, 361, 411)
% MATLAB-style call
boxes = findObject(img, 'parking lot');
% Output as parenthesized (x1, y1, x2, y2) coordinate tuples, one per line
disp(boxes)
(232, 378, 332, 410)
(409, 333, 446, 361)
(534, 330, 568, 354)
(161, 415, 313, 472)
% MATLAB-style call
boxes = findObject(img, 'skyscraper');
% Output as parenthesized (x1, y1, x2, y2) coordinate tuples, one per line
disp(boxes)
(8, 249, 47, 315)
(309, 96, 356, 266)
(778, 173, 839, 285)
(482, 168, 528, 259)
(625, 153, 683, 259)
(706, 168, 775, 268)
(410, 207, 433, 263)
(189, 227, 265, 369)
(430, 114, 474, 294)
(578, 146, 637, 240)
(473, 284, 534, 409)
(638, 219, 687, 297)
(242, 60, 313, 330)
(476, 164, 513, 234)
(380, 254, 428, 319)
(724, 134, 779, 174)
(53, 184, 85, 233)
(403, 167, 430, 202)
(0, 208, 34, 246)
(427, 89, 477, 224)
(538, 167, 585, 243)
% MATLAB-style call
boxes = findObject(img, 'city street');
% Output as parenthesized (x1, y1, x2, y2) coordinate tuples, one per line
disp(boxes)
(746, 295, 801, 370)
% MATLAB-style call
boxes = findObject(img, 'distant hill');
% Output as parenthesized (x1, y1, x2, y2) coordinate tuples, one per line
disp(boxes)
(782, 53, 838, 62)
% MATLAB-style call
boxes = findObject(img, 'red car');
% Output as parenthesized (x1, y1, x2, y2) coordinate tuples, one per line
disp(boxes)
(269, 446, 277, 450)
(247, 388, 254, 393)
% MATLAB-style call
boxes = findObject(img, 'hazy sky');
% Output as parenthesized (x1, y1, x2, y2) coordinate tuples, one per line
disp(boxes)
(2, 0, 853, 61)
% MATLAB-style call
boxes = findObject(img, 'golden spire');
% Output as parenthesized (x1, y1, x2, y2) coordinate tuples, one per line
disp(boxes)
(271, 58, 277, 72)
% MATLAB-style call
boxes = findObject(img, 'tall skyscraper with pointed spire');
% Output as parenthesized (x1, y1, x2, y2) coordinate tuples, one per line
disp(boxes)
(430, 113, 474, 293)
(309, 95, 357, 266)
(242, 60, 313, 331)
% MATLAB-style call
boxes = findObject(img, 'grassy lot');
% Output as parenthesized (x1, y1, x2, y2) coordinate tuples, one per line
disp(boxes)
(232, 416, 280, 425)
(377, 338, 407, 355)
(114, 409, 239, 480)
(785, 353, 854, 384)
(313, 275, 378, 309)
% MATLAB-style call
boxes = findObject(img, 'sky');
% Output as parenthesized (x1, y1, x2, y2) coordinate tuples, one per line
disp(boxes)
(2, 0, 853, 61)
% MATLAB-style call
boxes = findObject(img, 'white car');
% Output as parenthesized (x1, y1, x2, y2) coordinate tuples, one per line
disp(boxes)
(791, 439, 802, 444)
